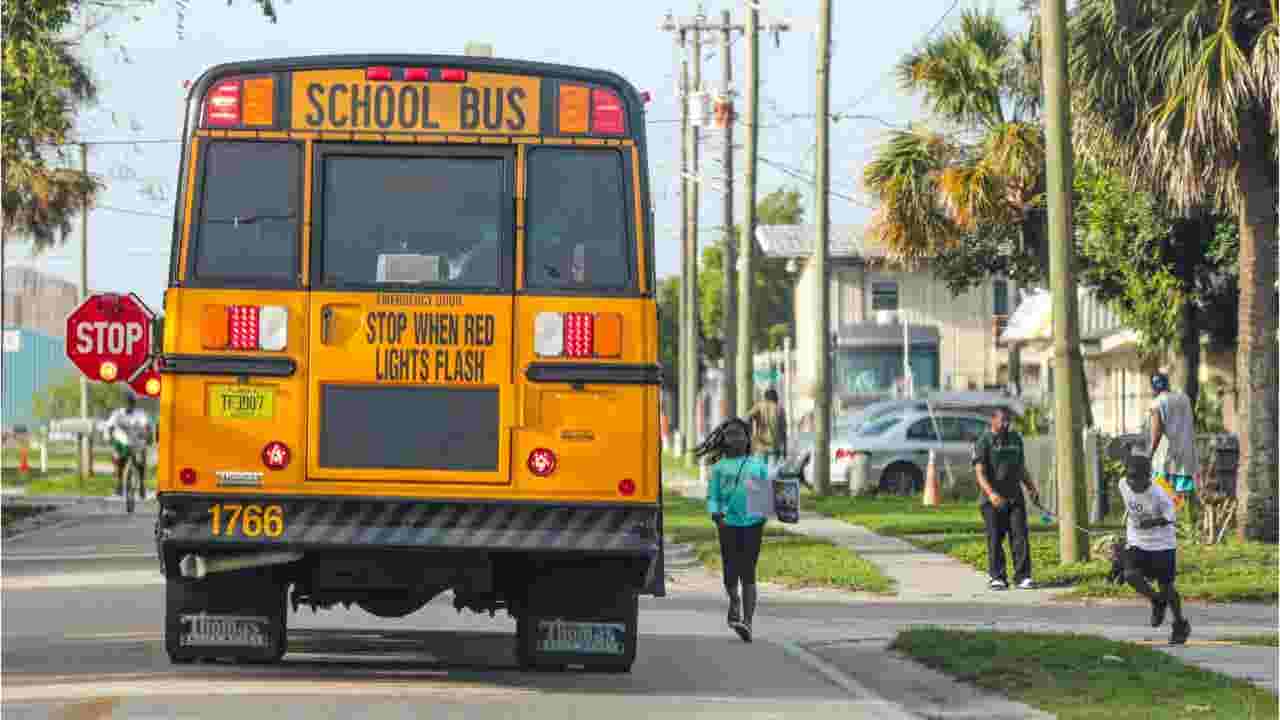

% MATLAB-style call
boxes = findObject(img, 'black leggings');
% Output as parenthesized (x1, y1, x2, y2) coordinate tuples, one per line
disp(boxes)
(717, 522, 765, 590)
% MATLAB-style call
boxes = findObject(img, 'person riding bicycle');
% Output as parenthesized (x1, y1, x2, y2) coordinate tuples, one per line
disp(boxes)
(104, 392, 152, 498)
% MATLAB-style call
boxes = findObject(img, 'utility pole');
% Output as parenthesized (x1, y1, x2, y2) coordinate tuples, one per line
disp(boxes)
(735, 1, 758, 419)
(735, 2, 789, 418)
(1041, 0, 1089, 562)
(719, 8, 737, 423)
(686, 5, 703, 460)
(811, 0, 833, 497)
(678, 25, 691, 456)
(79, 143, 91, 486)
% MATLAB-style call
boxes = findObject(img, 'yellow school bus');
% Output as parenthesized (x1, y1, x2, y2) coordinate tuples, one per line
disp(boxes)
(154, 54, 662, 671)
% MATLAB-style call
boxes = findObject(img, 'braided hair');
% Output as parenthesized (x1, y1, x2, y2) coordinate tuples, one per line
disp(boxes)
(693, 417, 752, 466)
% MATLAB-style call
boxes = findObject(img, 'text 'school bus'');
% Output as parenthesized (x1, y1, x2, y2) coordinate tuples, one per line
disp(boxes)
(154, 55, 662, 672)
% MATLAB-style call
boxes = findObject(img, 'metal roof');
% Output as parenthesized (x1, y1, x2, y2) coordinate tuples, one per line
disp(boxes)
(754, 224, 888, 260)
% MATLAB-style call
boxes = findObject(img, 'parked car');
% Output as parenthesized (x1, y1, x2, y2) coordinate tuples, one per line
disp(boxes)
(784, 391, 1022, 489)
(828, 408, 993, 496)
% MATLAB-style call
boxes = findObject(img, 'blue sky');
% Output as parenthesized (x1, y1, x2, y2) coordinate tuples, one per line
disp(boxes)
(5, 0, 1026, 311)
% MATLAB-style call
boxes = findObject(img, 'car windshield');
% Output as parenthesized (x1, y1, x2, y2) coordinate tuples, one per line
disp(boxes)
(857, 416, 900, 437)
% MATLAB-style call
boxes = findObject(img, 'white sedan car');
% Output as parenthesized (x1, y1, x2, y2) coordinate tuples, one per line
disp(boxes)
(828, 409, 992, 496)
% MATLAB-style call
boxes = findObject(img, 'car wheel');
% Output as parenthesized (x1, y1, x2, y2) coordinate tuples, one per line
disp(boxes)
(880, 463, 923, 496)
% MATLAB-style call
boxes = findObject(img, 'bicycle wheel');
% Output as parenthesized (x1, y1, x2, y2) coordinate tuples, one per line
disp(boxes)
(125, 462, 137, 514)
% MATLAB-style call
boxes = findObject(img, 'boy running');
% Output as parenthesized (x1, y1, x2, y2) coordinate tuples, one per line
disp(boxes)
(1119, 452, 1191, 644)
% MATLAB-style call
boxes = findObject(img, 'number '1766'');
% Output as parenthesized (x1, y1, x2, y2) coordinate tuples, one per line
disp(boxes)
(208, 504, 284, 537)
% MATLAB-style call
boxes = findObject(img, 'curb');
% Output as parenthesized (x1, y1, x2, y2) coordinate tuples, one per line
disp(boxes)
(780, 640, 918, 719)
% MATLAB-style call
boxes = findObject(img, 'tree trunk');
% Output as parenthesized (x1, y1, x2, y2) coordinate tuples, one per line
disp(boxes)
(1175, 215, 1208, 410)
(1233, 110, 1279, 542)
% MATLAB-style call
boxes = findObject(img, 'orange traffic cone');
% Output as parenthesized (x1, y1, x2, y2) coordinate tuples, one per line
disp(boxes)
(18, 446, 30, 474)
(922, 450, 940, 507)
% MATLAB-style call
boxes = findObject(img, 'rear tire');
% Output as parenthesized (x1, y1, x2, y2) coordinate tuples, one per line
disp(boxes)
(880, 462, 923, 496)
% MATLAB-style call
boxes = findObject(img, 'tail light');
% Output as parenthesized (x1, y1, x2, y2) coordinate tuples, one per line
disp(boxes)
(204, 79, 241, 126)
(180, 468, 198, 485)
(202, 305, 288, 351)
(528, 448, 557, 477)
(534, 312, 622, 359)
(591, 88, 626, 135)
(618, 478, 636, 496)
(262, 441, 291, 470)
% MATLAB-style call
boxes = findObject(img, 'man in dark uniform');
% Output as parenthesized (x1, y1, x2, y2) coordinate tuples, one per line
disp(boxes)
(972, 407, 1041, 590)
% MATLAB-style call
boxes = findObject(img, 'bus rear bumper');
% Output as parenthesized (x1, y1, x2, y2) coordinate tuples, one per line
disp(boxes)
(155, 493, 660, 553)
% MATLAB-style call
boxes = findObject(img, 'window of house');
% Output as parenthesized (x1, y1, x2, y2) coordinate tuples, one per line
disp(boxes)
(871, 280, 899, 311)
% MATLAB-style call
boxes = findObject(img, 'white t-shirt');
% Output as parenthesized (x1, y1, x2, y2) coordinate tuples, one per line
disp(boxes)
(105, 408, 151, 447)
(1119, 480, 1177, 551)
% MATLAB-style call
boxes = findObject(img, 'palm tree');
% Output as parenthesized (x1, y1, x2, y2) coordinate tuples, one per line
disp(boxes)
(1069, 0, 1278, 541)
(863, 8, 1045, 395)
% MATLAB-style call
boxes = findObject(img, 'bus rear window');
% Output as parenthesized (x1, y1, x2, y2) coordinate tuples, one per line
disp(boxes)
(525, 148, 631, 291)
(193, 141, 300, 284)
(319, 155, 507, 289)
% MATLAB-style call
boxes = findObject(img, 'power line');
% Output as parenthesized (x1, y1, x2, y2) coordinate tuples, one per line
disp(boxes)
(38, 138, 182, 147)
(757, 156, 873, 207)
(97, 205, 172, 219)
(834, 0, 960, 114)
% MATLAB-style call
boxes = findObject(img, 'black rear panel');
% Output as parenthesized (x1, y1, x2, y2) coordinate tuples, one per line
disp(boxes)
(319, 385, 499, 471)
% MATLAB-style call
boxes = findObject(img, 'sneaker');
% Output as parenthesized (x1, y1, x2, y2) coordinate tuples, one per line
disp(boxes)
(1151, 598, 1167, 628)
(731, 620, 752, 643)
(1016, 578, 1035, 590)
(989, 578, 1008, 591)
(1170, 619, 1191, 645)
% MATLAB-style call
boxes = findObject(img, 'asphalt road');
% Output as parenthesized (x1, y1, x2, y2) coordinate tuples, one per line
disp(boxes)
(3, 509, 1275, 719)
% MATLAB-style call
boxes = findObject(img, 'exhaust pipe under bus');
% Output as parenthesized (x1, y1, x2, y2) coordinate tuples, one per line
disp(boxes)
(178, 551, 303, 579)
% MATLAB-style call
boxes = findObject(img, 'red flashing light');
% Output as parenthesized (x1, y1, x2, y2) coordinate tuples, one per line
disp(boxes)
(204, 79, 241, 127)
(228, 305, 260, 350)
(404, 68, 429, 82)
(262, 441, 291, 471)
(180, 468, 197, 485)
(591, 87, 625, 135)
(366, 66, 393, 81)
(835, 449, 851, 461)
(440, 68, 468, 82)
(618, 478, 636, 496)
(563, 312, 594, 358)
(528, 448, 557, 477)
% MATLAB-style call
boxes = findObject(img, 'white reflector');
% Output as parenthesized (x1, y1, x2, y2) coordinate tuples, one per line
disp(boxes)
(534, 312, 564, 357)
(258, 306, 288, 351)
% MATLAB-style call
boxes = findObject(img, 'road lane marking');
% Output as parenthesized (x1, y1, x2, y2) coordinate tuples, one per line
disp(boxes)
(0, 678, 540, 703)
(1, 570, 165, 591)
(4, 553, 157, 562)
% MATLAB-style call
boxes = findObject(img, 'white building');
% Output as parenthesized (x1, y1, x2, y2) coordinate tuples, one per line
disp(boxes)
(756, 224, 1019, 424)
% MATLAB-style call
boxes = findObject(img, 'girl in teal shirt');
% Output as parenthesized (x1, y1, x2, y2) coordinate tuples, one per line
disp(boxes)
(695, 417, 769, 642)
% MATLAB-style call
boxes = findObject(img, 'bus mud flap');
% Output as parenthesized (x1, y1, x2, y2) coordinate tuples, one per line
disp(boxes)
(517, 572, 638, 673)
(165, 566, 287, 664)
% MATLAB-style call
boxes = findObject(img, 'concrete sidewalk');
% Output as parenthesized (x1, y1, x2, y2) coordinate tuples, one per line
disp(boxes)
(664, 465, 1278, 696)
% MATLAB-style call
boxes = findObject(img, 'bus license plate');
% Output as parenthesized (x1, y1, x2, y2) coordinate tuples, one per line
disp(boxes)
(209, 385, 275, 420)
